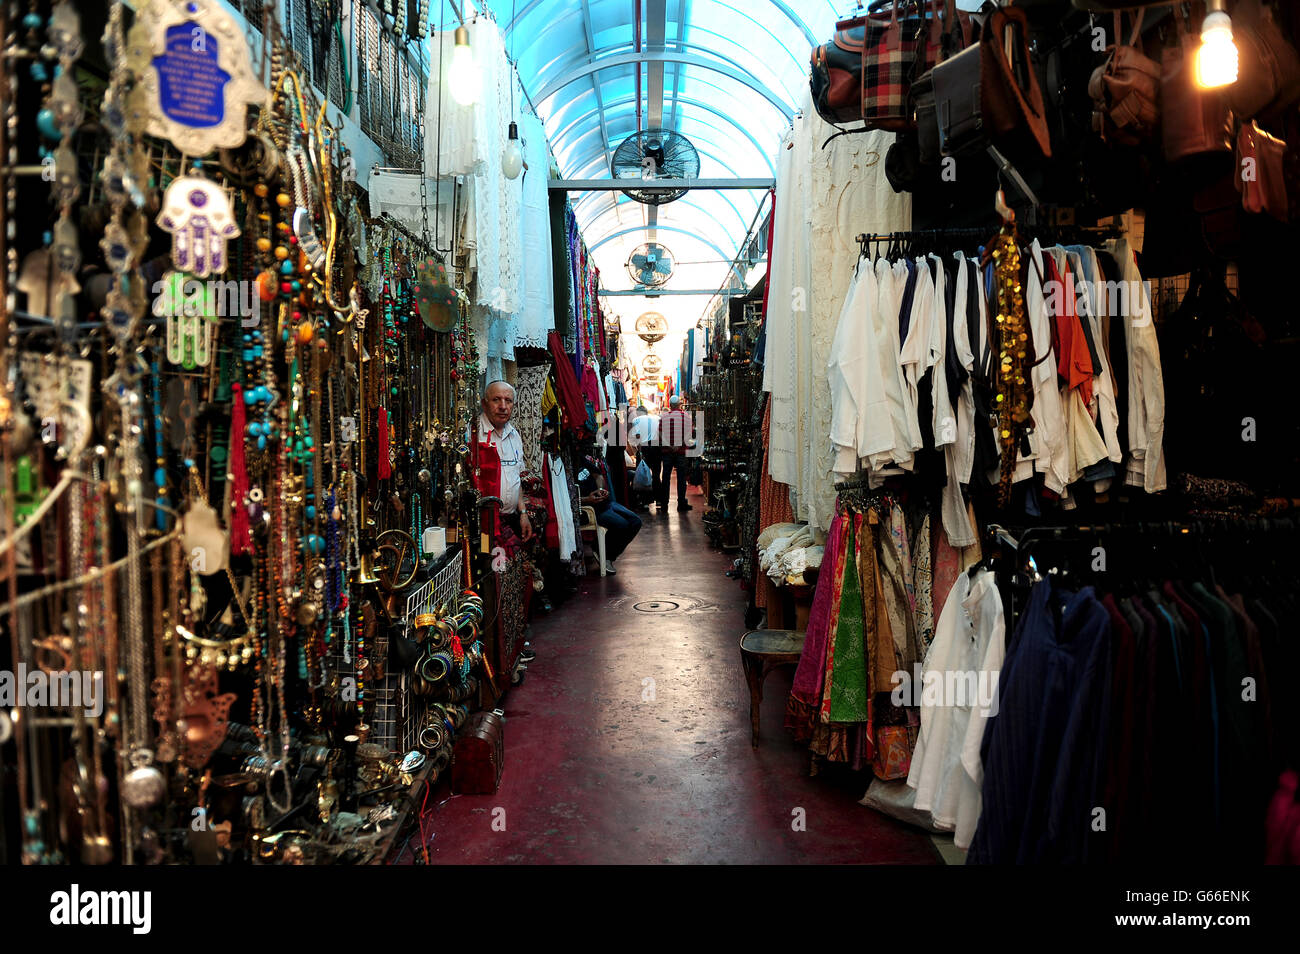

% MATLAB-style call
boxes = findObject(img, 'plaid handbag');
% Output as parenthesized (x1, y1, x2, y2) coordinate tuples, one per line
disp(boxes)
(811, 0, 964, 131)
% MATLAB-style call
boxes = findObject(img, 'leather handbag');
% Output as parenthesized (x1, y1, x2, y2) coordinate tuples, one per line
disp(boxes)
(1161, 9, 1233, 162)
(450, 710, 505, 794)
(1235, 120, 1289, 220)
(1088, 9, 1161, 146)
(1227, 0, 1300, 122)
(932, 6, 1052, 158)
(913, 68, 941, 164)
(932, 42, 985, 156)
(810, 0, 967, 130)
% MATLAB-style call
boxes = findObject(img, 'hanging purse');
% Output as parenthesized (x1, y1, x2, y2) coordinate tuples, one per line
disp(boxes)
(932, 6, 1052, 158)
(811, 0, 967, 130)
(1235, 120, 1289, 220)
(1088, 9, 1161, 146)
(1161, 6, 1233, 163)
(1226, 0, 1300, 122)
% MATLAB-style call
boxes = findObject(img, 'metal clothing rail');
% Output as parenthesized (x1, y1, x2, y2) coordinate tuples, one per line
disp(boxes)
(855, 227, 995, 257)
(984, 515, 1300, 567)
(855, 223, 1127, 259)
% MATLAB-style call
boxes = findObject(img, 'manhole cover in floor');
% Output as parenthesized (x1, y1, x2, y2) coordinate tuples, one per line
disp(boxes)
(633, 600, 681, 614)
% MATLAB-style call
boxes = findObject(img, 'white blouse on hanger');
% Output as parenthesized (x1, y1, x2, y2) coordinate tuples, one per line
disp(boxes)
(828, 257, 892, 474)
(547, 452, 578, 561)
(907, 566, 1005, 849)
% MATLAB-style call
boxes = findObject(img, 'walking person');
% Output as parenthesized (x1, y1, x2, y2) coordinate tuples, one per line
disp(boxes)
(628, 404, 662, 510)
(658, 395, 693, 512)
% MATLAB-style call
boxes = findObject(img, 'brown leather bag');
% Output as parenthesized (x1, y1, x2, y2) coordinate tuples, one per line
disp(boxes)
(980, 5, 1053, 156)
(451, 710, 504, 795)
(1089, 9, 1161, 146)
(1227, 0, 1300, 122)
(932, 6, 1052, 157)
(1161, 9, 1233, 162)
(1235, 120, 1289, 220)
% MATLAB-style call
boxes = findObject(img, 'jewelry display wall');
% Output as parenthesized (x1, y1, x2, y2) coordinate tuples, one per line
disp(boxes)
(0, 0, 487, 865)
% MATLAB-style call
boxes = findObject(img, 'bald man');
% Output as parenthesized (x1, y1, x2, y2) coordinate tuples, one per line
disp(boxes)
(479, 380, 532, 541)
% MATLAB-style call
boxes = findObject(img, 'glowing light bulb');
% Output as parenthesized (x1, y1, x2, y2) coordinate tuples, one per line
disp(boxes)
(1196, 10, 1238, 89)
(449, 26, 479, 106)
(502, 121, 523, 179)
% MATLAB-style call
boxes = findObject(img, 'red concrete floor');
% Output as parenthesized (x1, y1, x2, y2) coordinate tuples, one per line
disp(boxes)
(399, 478, 942, 865)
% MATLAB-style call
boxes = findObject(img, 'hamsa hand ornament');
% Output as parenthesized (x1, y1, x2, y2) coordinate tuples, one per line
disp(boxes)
(158, 177, 239, 277)
(124, 0, 267, 155)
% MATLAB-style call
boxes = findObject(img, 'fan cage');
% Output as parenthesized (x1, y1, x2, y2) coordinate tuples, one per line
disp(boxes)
(627, 243, 674, 288)
(611, 129, 700, 207)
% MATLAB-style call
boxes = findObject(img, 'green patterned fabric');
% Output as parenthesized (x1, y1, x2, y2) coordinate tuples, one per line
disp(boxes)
(828, 517, 869, 722)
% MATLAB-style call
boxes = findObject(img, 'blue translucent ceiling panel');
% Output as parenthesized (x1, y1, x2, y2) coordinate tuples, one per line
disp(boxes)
(484, 0, 839, 256)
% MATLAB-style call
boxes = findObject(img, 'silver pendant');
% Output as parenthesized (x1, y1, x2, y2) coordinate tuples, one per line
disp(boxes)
(121, 749, 166, 808)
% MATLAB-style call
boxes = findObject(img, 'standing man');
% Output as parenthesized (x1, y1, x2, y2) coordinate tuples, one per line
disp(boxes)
(658, 395, 692, 512)
(629, 404, 662, 510)
(478, 380, 532, 541)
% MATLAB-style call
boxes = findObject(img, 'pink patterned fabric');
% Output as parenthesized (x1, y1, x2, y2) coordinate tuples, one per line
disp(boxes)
(789, 509, 847, 711)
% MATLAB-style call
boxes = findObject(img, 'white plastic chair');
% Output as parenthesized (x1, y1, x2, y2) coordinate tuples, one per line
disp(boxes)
(578, 505, 607, 576)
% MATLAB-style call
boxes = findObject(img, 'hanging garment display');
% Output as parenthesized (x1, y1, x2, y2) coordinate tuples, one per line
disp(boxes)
(516, 113, 556, 349)
(515, 365, 550, 474)
(764, 85, 910, 534)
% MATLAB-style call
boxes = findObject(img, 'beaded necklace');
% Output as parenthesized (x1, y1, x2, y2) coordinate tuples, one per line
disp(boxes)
(150, 356, 168, 532)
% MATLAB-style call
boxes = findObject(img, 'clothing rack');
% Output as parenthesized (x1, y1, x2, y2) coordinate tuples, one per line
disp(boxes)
(855, 223, 1126, 260)
(855, 227, 994, 258)
(980, 515, 1299, 632)
(1022, 222, 1124, 246)
(982, 516, 1299, 583)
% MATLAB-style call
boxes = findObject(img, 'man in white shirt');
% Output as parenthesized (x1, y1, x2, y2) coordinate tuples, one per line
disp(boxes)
(479, 380, 532, 541)
(626, 405, 661, 508)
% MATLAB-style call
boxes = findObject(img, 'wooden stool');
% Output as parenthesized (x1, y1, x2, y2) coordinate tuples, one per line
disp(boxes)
(739, 629, 805, 749)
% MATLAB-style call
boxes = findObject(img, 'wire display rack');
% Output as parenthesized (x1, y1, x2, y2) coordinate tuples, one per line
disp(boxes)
(350, 547, 464, 756)
(400, 548, 467, 759)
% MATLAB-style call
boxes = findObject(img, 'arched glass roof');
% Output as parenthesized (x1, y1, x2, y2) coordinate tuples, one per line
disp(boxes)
(477, 0, 842, 311)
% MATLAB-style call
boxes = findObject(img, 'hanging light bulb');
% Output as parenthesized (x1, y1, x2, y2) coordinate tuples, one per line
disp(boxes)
(449, 25, 480, 106)
(502, 121, 524, 179)
(1196, 1, 1238, 89)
